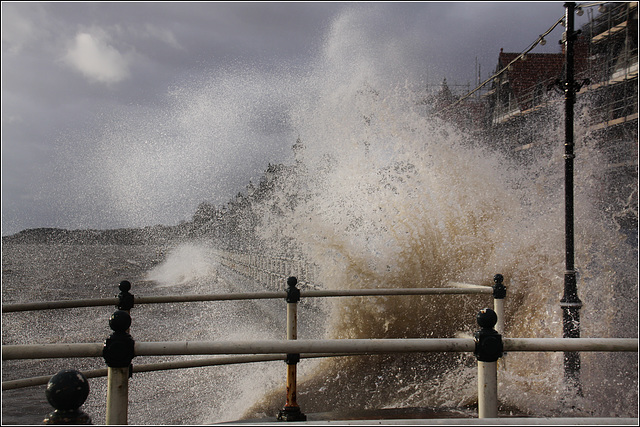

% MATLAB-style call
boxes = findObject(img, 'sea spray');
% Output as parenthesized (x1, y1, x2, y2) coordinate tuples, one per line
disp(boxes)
(38, 5, 634, 421)
(238, 65, 637, 418)
(127, 24, 638, 423)
(139, 243, 299, 423)
(241, 81, 528, 415)
(145, 243, 220, 288)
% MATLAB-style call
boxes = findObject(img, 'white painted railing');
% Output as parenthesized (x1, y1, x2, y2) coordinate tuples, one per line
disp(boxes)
(4, 338, 637, 360)
(1, 286, 492, 312)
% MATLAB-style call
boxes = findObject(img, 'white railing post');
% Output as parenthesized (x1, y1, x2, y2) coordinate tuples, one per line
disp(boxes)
(277, 277, 307, 422)
(106, 366, 130, 425)
(477, 361, 498, 418)
(103, 310, 135, 425)
(474, 308, 503, 418)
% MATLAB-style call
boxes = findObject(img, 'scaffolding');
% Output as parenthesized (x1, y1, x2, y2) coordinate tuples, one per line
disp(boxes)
(481, 2, 638, 136)
(583, 2, 638, 131)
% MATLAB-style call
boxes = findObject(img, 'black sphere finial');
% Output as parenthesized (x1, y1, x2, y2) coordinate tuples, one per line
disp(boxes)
(285, 277, 300, 303)
(119, 280, 131, 292)
(109, 310, 132, 333)
(43, 369, 92, 424)
(492, 274, 506, 299)
(103, 310, 135, 368)
(477, 308, 498, 329)
(117, 280, 134, 311)
(46, 369, 90, 411)
(474, 308, 503, 362)
(287, 276, 298, 288)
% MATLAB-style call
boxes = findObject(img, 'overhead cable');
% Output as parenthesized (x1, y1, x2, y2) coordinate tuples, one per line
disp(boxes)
(442, 15, 565, 112)
(442, 1, 612, 112)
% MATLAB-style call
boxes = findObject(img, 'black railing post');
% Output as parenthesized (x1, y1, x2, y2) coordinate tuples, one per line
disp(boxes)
(43, 369, 92, 424)
(117, 280, 135, 312)
(474, 308, 503, 418)
(103, 310, 135, 424)
(560, 1, 583, 396)
(492, 274, 506, 335)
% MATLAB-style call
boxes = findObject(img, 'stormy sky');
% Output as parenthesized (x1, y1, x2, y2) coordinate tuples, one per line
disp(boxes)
(1, 2, 589, 236)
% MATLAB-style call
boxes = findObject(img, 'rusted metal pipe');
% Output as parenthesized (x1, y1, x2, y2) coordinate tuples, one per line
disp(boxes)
(278, 277, 306, 422)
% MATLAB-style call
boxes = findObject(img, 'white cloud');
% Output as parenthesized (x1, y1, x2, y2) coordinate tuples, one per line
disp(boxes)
(64, 30, 132, 84)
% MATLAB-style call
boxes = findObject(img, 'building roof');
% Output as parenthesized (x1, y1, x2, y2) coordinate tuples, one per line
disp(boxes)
(498, 49, 564, 110)
(495, 39, 590, 112)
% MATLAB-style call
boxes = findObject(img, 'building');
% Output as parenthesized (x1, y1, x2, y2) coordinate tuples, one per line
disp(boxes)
(483, 36, 591, 158)
(481, 2, 637, 228)
(581, 2, 637, 229)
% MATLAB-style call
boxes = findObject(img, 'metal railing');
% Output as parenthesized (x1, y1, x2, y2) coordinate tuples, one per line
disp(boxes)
(2, 275, 637, 425)
(212, 249, 321, 289)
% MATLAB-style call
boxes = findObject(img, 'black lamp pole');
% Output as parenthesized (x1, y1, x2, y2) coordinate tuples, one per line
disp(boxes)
(560, 1, 583, 394)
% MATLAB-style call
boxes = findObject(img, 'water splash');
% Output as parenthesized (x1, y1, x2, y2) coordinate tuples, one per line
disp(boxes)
(59, 5, 634, 421)
(237, 10, 637, 419)
(145, 244, 219, 287)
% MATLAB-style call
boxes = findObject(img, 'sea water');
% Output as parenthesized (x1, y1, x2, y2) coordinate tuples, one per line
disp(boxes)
(2, 8, 638, 425)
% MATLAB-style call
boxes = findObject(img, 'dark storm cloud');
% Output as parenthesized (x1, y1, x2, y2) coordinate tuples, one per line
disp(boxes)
(2, 2, 578, 235)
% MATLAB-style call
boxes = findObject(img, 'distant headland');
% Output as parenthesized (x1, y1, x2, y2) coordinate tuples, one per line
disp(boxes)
(1, 225, 186, 245)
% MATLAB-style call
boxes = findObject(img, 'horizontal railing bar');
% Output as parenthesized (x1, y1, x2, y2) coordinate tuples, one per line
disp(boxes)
(302, 287, 492, 298)
(132, 338, 639, 355)
(2, 370, 110, 391)
(2, 285, 493, 312)
(1, 294, 287, 312)
(504, 338, 639, 352)
(137, 339, 477, 355)
(2, 343, 104, 359)
(449, 282, 489, 289)
(4, 338, 636, 361)
(2, 339, 472, 360)
(2, 353, 356, 390)
(135, 291, 285, 304)
(2, 298, 119, 312)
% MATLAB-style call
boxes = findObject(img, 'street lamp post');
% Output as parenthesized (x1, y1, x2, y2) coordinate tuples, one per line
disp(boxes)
(559, 1, 583, 395)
